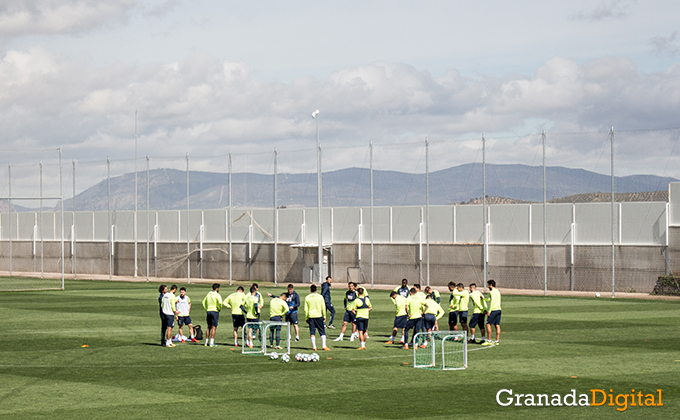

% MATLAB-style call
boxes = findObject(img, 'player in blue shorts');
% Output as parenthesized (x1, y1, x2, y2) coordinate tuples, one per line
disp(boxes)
(449, 282, 470, 336)
(224, 286, 246, 347)
(468, 283, 487, 344)
(285, 284, 301, 341)
(305, 284, 329, 351)
(386, 290, 407, 344)
(334, 282, 358, 341)
(483, 279, 502, 346)
(175, 287, 199, 343)
(269, 292, 289, 349)
(161, 285, 179, 347)
(321, 276, 336, 328)
(447, 281, 460, 331)
(158, 284, 169, 346)
(202, 283, 222, 347)
(352, 288, 372, 350)
(403, 288, 425, 349)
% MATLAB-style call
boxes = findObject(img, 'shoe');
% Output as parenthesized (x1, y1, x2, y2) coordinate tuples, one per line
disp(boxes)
(191, 338, 199, 343)
(357, 347, 365, 350)
(295, 337, 299, 342)
(204, 342, 208, 347)
(329, 325, 336, 329)
(481, 341, 494, 346)
(333, 337, 343, 341)
(467, 339, 476, 344)
(275, 346, 282, 350)
(420, 345, 426, 349)
(181, 339, 185, 343)
(365, 334, 370, 339)
(402, 344, 409, 350)
(167, 343, 176, 347)
(313, 347, 317, 351)
(495, 342, 500, 346)
(399, 341, 405, 344)
(349, 336, 355, 342)
(385, 341, 394, 344)
(248, 344, 253, 349)
(322, 347, 330, 351)
(210, 343, 217, 347)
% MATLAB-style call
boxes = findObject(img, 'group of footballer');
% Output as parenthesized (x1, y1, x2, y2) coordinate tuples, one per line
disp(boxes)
(387, 278, 502, 348)
(157, 275, 501, 350)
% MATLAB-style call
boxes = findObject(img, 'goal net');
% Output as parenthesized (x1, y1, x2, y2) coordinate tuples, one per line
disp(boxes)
(413, 330, 467, 370)
(242, 321, 290, 355)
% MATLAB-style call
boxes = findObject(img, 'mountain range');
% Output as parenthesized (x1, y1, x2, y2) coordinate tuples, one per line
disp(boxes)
(3, 163, 676, 212)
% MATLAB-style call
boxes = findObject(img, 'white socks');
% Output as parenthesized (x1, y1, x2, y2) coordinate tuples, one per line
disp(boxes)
(321, 335, 327, 348)
(310, 336, 317, 349)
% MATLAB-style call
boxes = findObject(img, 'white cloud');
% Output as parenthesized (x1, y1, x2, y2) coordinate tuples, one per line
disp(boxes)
(1, 48, 680, 188)
(650, 31, 679, 58)
(571, 0, 634, 21)
(0, 0, 136, 39)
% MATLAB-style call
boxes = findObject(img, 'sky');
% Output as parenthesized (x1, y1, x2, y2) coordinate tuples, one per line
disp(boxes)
(1, 0, 680, 196)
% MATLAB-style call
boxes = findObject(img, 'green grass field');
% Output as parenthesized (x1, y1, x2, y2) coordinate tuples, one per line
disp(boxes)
(1, 279, 679, 419)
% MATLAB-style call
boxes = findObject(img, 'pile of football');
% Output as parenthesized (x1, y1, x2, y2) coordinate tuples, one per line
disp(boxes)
(294, 352, 319, 362)
(269, 352, 291, 363)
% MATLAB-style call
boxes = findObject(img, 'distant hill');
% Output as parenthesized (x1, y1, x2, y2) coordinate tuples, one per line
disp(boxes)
(463, 190, 668, 205)
(5, 163, 674, 212)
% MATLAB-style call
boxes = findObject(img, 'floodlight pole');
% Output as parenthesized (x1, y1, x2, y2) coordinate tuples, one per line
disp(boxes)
(8, 163, 12, 277)
(611, 126, 615, 298)
(228, 151, 233, 285)
(59, 147, 64, 290)
(186, 153, 190, 284)
(425, 137, 430, 287)
(312, 110, 323, 284)
(107, 157, 112, 280)
(274, 147, 278, 287)
(72, 159, 76, 279)
(134, 110, 138, 278)
(370, 140, 374, 289)
(146, 155, 150, 282)
(40, 161, 44, 278)
(543, 130, 547, 296)
(482, 135, 487, 290)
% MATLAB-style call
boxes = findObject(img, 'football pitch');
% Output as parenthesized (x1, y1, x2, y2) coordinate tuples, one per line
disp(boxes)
(1, 279, 678, 419)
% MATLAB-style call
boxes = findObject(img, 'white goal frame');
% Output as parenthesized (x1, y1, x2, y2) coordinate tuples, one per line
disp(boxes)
(413, 330, 467, 370)
(242, 321, 291, 356)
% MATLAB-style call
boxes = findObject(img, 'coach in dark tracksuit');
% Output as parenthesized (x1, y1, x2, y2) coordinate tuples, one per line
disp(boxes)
(322, 276, 336, 328)
(158, 284, 168, 346)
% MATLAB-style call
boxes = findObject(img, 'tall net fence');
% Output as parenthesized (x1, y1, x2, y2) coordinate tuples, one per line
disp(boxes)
(0, 150, 64, 289)
(371, 141, 426, 287)
(1, 127, 679, 294)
